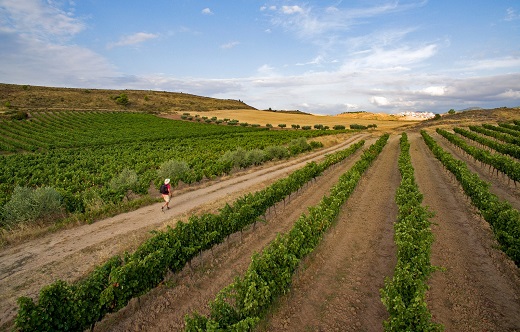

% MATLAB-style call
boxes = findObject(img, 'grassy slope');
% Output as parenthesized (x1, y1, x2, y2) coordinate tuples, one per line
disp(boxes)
(0, 83, 255, 113)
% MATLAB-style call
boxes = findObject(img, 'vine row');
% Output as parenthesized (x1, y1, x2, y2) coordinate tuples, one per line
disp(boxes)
(453, 127, 520, 160)
(184, 134, 389, 331)
(437, 128, 520, 184)
(380, 133, 442, 331)
(421, 131, 520, 266)
(14, 140, 365, 331)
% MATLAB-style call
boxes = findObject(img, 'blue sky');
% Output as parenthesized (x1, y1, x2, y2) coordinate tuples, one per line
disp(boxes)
(1, 0, 519, 114)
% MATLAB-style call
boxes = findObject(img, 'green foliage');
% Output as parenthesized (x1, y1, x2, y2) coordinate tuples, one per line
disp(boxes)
(433, 114, 441, 120)
(301, 125, 311, 130)
(380, 133, 442, 331)
(185, 135, 388, 330)
(287, 137, 311, 155)
(157, 160, 191, 186)
(0, 112, 340, 222)
(422, 130, 520, 266)
(278, 124, 286, 128)
(16, 139, 367, 331)
(265, 123, 273, 128)
(448, 109, 456, 114)
(109, 168, 138, 199)
(437, 128, 520, 183)
(333, 125, 345, 130)
(2, 186, 62, 228)
(11, 111, 28, 120)
(350, 124, 367, 130)
(291, 124, 300, 129)
(313, 124, 323, 130)
(113, 93, 129, 106)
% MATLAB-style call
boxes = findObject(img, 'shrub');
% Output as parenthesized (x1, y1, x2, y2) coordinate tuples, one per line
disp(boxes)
(350, 124, 367, 130)
(302, 126, 311, 130)
(109, 168, 138, 199)
(114, 93, 129, 106)
(2, 186, 62, 228)
(265, 145, 289, 160)
(278, 124, 286, 128)
(333, 125, 345, 130)
(11, 111, 28, 120)
(288, 137, 310, 155)
(219, 148, 247, 169)
(246, 149, 267, 166)
(266, 124, 273, 128)
(291, 124, 300, 129)
(313, 124, 324, 130)
(157, 160, 191, 186)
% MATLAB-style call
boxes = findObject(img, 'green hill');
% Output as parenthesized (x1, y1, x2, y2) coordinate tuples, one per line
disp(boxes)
(0, 83, 256, 114)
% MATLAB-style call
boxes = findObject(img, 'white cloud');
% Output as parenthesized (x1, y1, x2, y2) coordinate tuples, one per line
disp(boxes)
(460, 56, 520, 72)
(281, 5, 305, 15)
(202, 8, 213, 15)
(221, 41, 240, 49)
(505, 7, 519, 21)
(422, 86, 446, 96)
(370, 96, 390, 106)
(0, 0, 85, 41)
(108, 32, 158, 49)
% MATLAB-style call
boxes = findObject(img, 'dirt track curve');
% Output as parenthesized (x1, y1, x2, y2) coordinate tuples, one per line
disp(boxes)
(0, 133, 370, 330)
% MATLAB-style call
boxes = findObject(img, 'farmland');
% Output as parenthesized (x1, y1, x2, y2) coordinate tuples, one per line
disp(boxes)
(0, 100, 519, 331)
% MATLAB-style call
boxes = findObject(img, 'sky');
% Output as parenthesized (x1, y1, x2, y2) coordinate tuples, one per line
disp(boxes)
(0, 1, 519, 115)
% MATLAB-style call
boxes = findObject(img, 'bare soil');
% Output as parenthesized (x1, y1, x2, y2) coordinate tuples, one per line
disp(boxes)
(409, 132, 520, 331)
(0, 133, 371, 331)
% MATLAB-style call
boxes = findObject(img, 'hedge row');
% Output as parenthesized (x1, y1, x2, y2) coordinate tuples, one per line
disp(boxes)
(422, 131, 520, 266)
(14, 140, 366, 331)
(380, 133, 442, 331)
(184, 134, 389, 331)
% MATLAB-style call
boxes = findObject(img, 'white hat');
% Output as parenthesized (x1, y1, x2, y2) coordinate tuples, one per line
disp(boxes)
(164, 178, 170, 184)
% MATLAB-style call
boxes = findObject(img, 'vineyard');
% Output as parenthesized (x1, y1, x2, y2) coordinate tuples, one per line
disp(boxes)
(0, 108, 519, 331)
(0, 111, 347, 230)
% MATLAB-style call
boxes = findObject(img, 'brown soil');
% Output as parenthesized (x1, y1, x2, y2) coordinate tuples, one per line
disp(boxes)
(261, 134, 401, 331)
(0, 133, 371, 331)
(409, 132, 520, 331)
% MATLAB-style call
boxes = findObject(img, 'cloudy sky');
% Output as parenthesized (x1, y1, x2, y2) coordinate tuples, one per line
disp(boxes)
(1, 0, 519, 114)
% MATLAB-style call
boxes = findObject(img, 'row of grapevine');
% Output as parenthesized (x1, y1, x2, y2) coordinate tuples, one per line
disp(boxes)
(436, 128, 520, 184)
(453, 127, 520, 160)
(469, 125, 520, 146)
(1, 113, 346, 219)
(499, 122, 520, 133)
(184, 134, 390, 331)
(483, 124, 520, 138)
(14, 140, 366, 331)
(380, 133, 442, 331)
(421, 131, 520, 266)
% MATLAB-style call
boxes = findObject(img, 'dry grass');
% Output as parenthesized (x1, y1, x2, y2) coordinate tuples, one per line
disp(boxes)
(182, 109, 420, 132)
(0, 83, 254, 113)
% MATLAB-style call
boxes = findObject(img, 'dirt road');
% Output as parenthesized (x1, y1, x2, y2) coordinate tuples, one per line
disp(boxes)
(0, 133, 370, 330)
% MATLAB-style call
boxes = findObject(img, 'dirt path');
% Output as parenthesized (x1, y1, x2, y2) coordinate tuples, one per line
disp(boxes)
(260, 135, 401, 331)
(93, 136, 373, 332)
(0, 134, 370, 330)
(409, 132, 520, 331)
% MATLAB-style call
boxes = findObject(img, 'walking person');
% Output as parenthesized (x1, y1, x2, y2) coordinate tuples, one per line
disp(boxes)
(160, 178, 171, 211)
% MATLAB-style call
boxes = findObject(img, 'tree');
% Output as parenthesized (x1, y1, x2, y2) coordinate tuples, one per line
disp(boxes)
(278, 124, 287, 128)
(448, 109, 456, 115)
